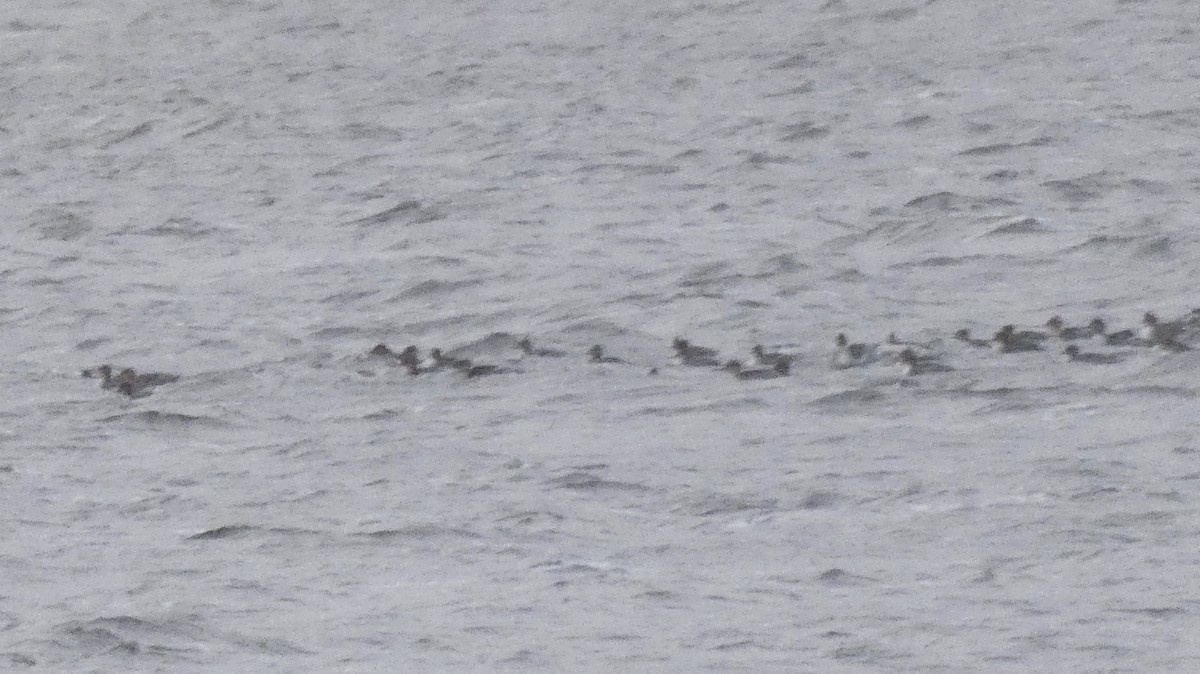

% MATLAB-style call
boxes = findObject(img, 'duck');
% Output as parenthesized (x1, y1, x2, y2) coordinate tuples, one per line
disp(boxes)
(85, 364, 124, 390)
(368, 343, 397, 358)
(832, 333, 874, 369)
(82, 364, 126, 381)
(879, 333, 939, 363)
(897, 348, 953, 376)
(588, 345, 627, 364)
(1045, 315, 1095, 340)
(1000, 323, 1048, 343)
(751, 344, 793, 369)
(126, 369, 180, 386)
(1176, 308, 1200, 328)
(1087, 318, 1139, 346)
(89, 364, 179, 390)
(1140, 312, 1183, 341)
(672, 337, 720, 366)
(722, 358, 790, 380)
(886, 332, 937, 351)
(430, 348, 472, 371)
(396, 345, 422, 369)
(1140, 312, 1193, 350)
(116, 378, 154, 399)
(1063, 344, 1124, 364)
(1153, 334, 1191, 352)
(517, 337, 566, 358)
(397, 347, 429, 375)
(991, 327, 1042, 353)
(953, 328, 991, 348)
(464, 363, 513, 378)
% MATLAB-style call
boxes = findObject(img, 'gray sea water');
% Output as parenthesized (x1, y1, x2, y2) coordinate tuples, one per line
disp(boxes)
(4, 0, 1200, 671)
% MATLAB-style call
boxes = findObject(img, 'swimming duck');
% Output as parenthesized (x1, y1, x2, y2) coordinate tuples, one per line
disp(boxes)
(953, 328, 991, 348)
(125, 369, 180, 386)
(588, 345, 627, 364)
(396, 345, 422, 369)
(1153, 334, 1191, 352)
(1087, 318, 1138, 346)
(1177, 308, 1200, 328)
(722, 358, 790, 380)
(1140, 312, 1184, 341)
(672, 338, 720, 366)
(90, 364, 179, 389)
(991, 327, 1042, 353)
(518, 337, 566, 358)
(751, 344, 793, 369)
(396, 347, 429, 375)
(116, 378, 153, 399)
(82, 364, 125, 381)
(464, 363, 513, 378)
(86, 364, 123, 390)
(430, 348, 472, 371)
(1063, 344, 1124, 364)
(1045, 315, 1094, 340)
(833, 333, 874, 369)
(369, 343, 396, 357)
(1000, 324, 1048, 343)
(886, 332, 938, 351)
(897, 348, 953, 375)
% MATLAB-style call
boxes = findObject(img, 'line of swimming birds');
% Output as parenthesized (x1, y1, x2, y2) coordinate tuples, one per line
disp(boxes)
(81, 310, 1200, 398)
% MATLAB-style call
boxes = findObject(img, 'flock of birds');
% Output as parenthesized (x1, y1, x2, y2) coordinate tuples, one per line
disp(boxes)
(80, 310, 1200, 398)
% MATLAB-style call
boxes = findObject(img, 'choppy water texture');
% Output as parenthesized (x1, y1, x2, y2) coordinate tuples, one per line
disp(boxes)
(4, 0, 1200, 671)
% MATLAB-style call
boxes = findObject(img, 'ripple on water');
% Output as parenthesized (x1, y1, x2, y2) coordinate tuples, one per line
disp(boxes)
(546, 471, 650, 493)
(99, 410, 226, 427)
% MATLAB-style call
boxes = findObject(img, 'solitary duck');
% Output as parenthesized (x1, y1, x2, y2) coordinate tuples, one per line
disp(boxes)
(1045, 315, 1094, 340)
(518, 337, 566, 358)
(833, 333, 874, 369)
(1063, 345, 1124, 364)
(672, 338, 720, 366)
(953, 329, 991, 348)
(588, 345, 627, 364)
(897, 348, 953, 376)
(722, 358, 790, 380)
(89, 364, 179, 390)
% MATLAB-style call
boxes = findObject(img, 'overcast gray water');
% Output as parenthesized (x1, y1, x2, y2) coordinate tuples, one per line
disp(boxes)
(4, 0, 1200, 671)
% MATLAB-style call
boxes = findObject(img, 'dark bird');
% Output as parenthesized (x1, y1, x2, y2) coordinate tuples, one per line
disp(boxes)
(518, 337, 566, 358)
(588, 345, 627, 364)
(672, 338, 720, 366)
(832, 333, 873, 368)
(723, 358, 790, 380)
(953, 329, 991, 348)
(1063, 345, 1124, 364)
(751, 344, 793, 369)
